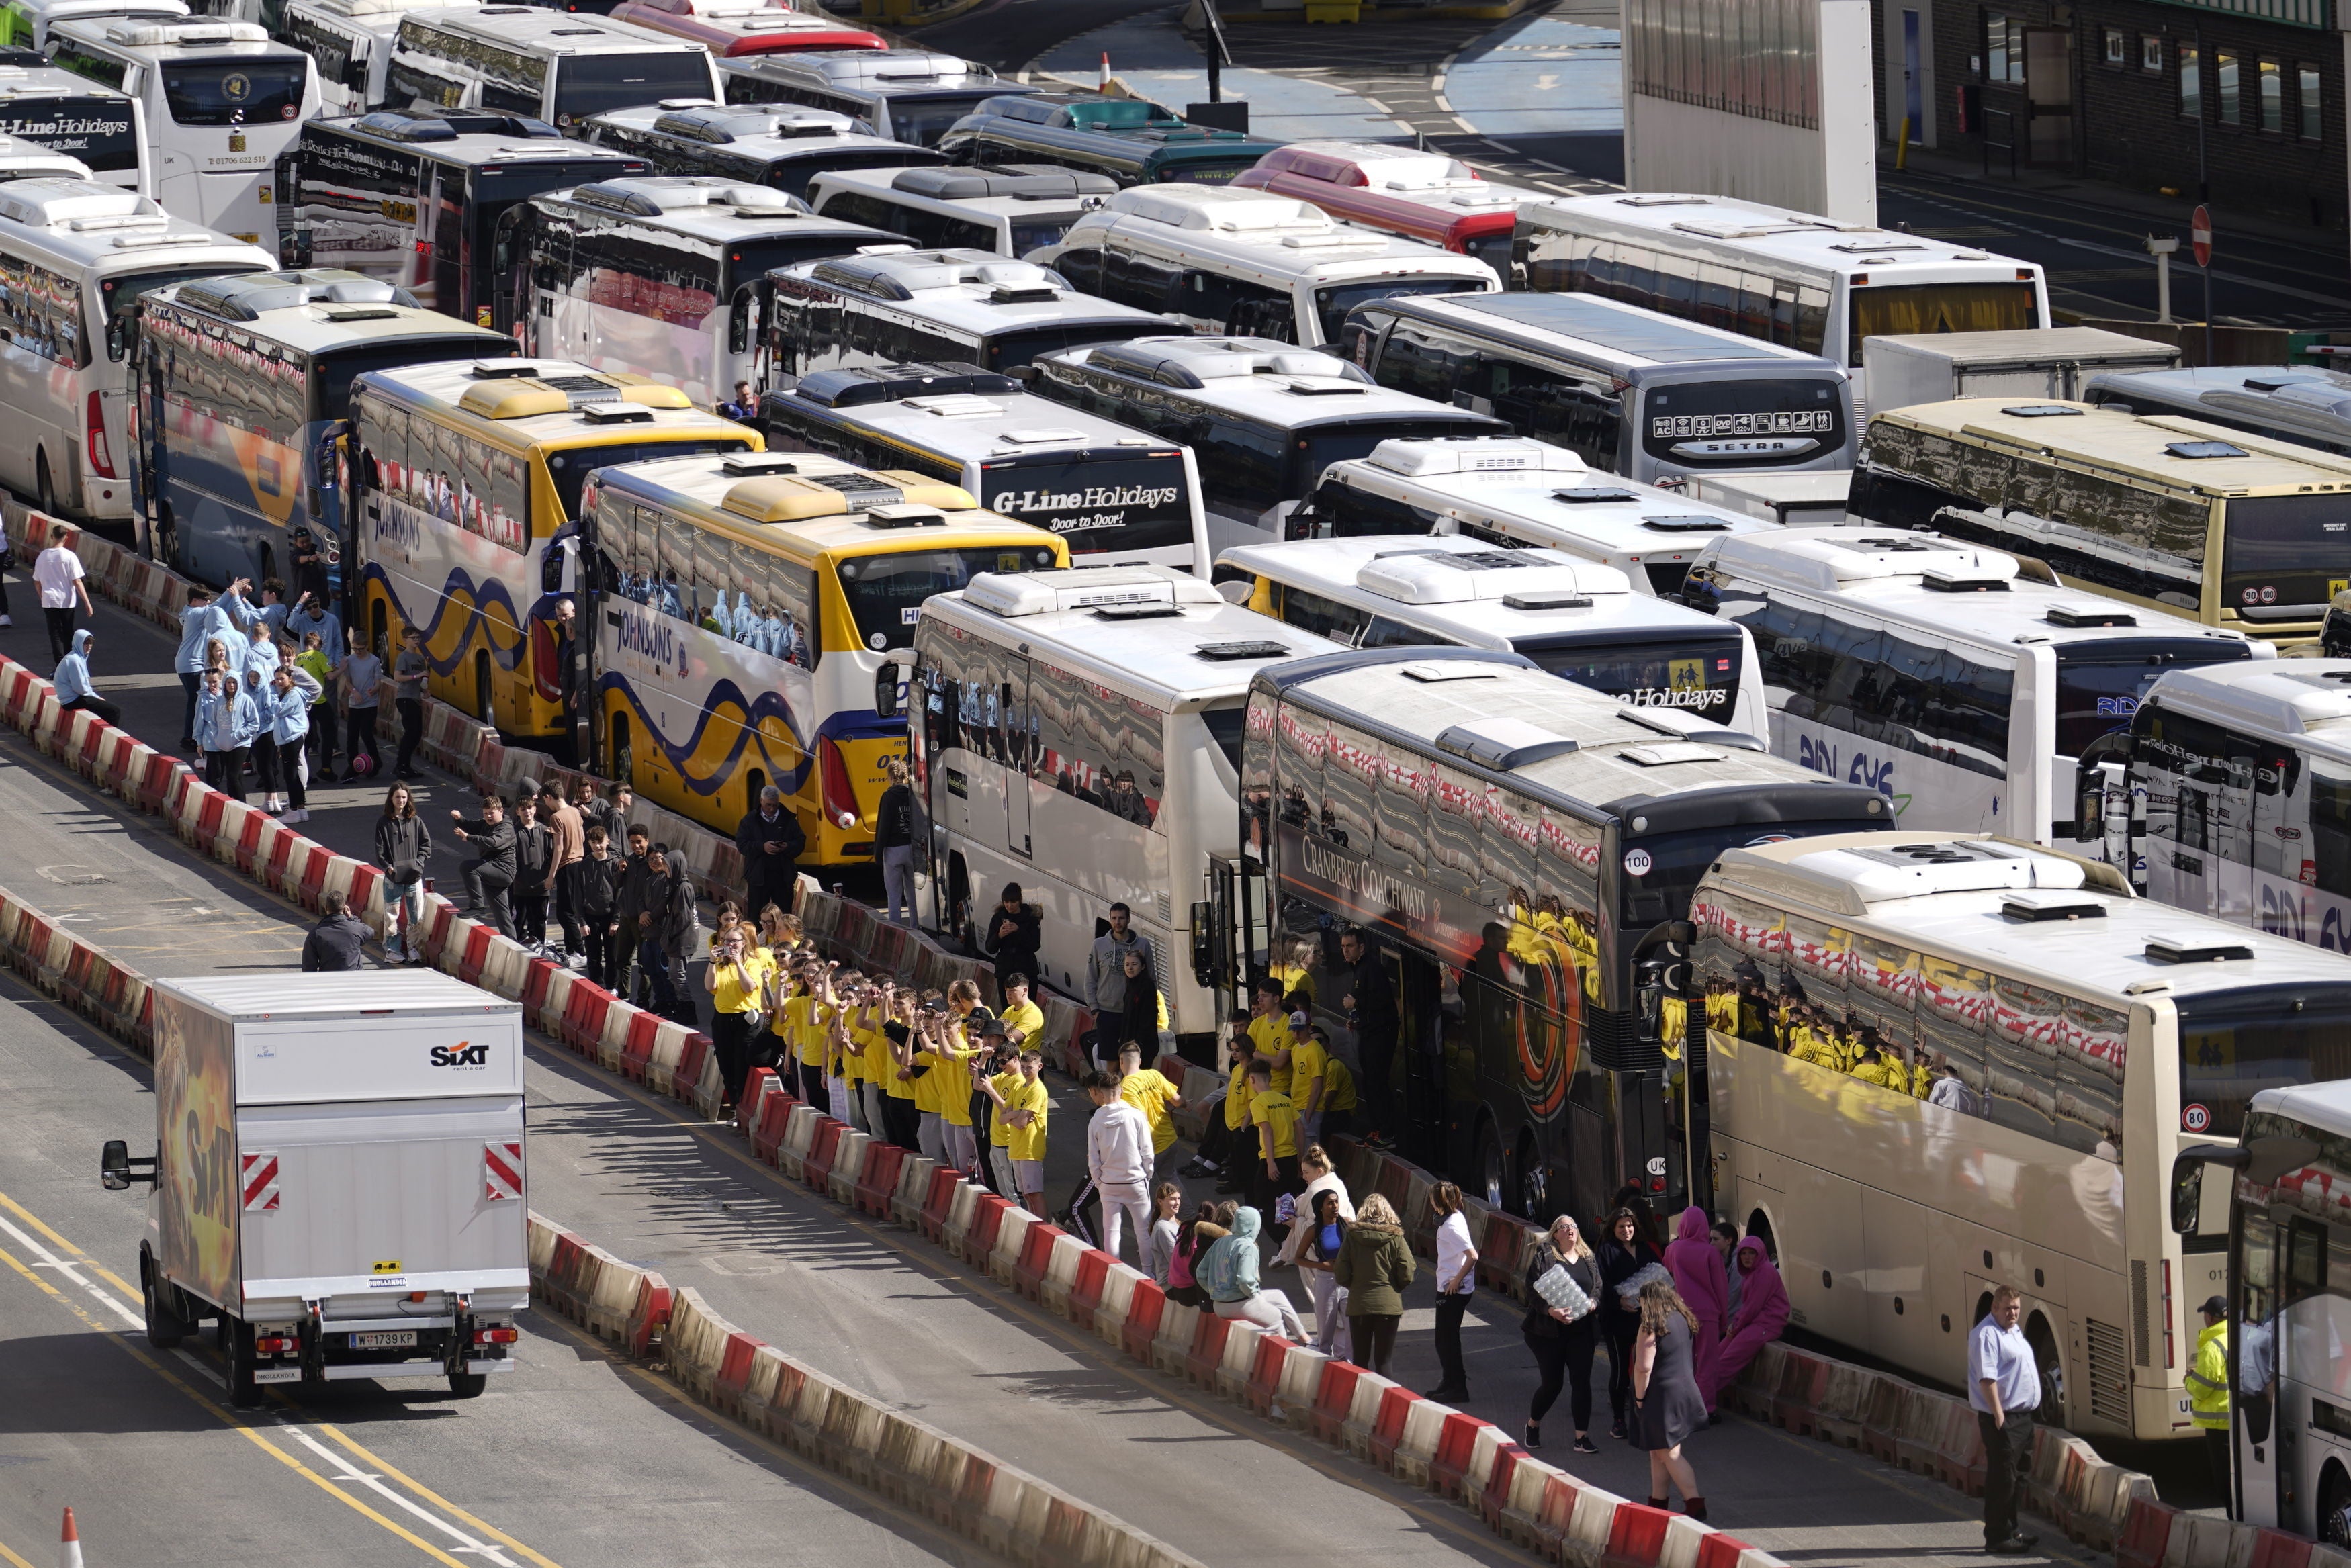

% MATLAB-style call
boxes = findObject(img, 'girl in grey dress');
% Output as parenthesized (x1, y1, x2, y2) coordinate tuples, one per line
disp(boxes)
(1632, 1279, 1710, 1520)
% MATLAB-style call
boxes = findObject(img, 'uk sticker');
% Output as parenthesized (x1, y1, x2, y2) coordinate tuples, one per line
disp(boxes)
(1624, 849, 1654, 876)
(2182, 1103, 2212, 1134)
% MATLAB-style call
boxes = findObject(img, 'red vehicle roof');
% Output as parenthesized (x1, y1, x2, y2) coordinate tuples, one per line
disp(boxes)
(609, 0, 884, 55)
(1236, 143, 1536, 253)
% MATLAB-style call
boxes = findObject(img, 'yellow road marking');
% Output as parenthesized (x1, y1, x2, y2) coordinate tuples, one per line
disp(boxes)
(0, 1195, 551, 1568)
(313, 1426, 565, 1568)
(0, 1536, 35, 1568)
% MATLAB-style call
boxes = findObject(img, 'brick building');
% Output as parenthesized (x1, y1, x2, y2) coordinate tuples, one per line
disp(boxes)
(1871, 0, 2346, 232)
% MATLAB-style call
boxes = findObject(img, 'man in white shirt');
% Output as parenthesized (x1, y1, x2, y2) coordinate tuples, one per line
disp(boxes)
(33, 525, 91, 664)
(1082, 1070, 1155, 1268)
(1968, 1286, 2041, 1555)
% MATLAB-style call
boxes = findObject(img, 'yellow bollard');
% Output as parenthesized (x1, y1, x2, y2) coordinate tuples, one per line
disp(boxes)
(1896, 116, 1910, 170)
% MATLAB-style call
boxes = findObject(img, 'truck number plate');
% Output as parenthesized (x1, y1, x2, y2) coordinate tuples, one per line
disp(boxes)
(349, 1330, 418, 1350)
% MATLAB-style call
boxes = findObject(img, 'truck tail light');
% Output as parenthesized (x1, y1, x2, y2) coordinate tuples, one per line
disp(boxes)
(530, 616, 561, 703)
(2161, 1259, 2176, 1369)
(255, 1334, 298, 1354)
(86, 393, 115, 479)
(473, 1326, 519, 1345)
(819, 737, 858, 830)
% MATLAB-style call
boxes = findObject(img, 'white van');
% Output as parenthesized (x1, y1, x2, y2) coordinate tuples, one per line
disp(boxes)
(48, 16, 318, 242)
(384, 5, 720, 128)
(0, 177, 271, 523)
(1028, 184, 1497, 349)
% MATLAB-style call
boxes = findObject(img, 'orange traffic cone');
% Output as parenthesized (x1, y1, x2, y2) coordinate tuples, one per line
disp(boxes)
(58, 1508, 81, 1568)
(1099, 51, 1112, 89)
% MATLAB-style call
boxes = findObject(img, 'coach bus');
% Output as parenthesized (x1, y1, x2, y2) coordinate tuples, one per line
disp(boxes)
(578, 101, 944, 199)
(137, 267, 511, 589)
(0, 177, 271, 531)
(504, 174, 906, 406)
(0, 60, 148, 195)
(1689, 828, 2351, 1443)
(348, 355, 758, 743)
(578, 447, 1066, 860)
(1217, 531, 1769, 735)
(2175, 1079, 2351, 1534)
(48, 16, 319, 246)
(382, 7, 720, 128)
(1235, 141, 1553, 277)
(278, 111, 645, 328)
(890, 563, 1339, 1035)
(717, 50, 1028, 150)
(1223, 645, 1892, 1213)
(603, 0, 884, 59)
(1850, 398, 2351, 647)
(1679, 526, 2266, 843)
(2085, 364, 2351, 459)
(937, 91, 1282, 189)
(1513, 191, 2049, 416)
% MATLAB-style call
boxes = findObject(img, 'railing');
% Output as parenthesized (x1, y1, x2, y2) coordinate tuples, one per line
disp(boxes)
(1980, 106, 2019, 179)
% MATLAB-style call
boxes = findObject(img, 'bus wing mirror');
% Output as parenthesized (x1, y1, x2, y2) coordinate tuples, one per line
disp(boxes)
(873, 665, 899, 721)
(2247, 1134, 2321, 1185)
(1635, 981, 1665, 1044)
(2170, 1142, 2250, 1234)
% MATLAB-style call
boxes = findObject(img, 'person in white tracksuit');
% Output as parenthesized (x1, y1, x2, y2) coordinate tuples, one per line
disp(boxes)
(1084, 1070, 1156, 1268)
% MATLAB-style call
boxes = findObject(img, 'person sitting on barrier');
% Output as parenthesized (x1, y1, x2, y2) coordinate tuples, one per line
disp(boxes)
(1712, 1236, 1789, 1400)
(1198, 1203, 1308, 1342)
(52, 627, 118, 727)
(1163, 1201, 1218, 1309)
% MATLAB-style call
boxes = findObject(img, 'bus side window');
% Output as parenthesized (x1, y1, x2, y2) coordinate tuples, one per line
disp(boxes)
(2311, 759, 2351, 898)
(1194, 412, 1284, 516)
(1272, 701, 1325, 839)
(1374, 322, 1468, 404)
(2285, 1217, 2329, 1307)
(1274, 586, 1368, 646)
(1321, 718, 1379, 856)
(1052, 237, 1104, 295)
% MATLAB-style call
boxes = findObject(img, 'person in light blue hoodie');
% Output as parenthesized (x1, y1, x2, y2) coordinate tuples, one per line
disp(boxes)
(175, 584, 240, 748)
(52, 628, 118, 725)
(256, 663, 311, 823)
(196, 666, 263, 802)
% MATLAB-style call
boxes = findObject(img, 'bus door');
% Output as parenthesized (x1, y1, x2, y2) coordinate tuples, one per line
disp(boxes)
(2231, 1202, 2283, 1529)
(991, 642, 1031, 859)
(1196, 854, 1268, 1018)
(431, 165, 466, 322)
(1395, 950, 1450, 1172)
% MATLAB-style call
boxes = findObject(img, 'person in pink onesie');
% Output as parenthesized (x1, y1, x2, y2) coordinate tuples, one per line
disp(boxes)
(1714, 1236, 1791, 1399)
(1662, 1205, 1728, 1414)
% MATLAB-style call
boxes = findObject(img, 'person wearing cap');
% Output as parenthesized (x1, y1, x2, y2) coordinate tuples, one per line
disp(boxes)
(2187, 1295, 2231, 1506)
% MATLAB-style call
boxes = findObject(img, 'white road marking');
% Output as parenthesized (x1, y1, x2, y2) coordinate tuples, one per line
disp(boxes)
(0, 1211, 142, 1328)
(279, 1424, 520, 1568)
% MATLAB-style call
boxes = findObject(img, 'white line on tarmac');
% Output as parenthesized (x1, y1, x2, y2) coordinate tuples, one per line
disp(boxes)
(0, 1211, 142, 1328)
(279, 1424, 520, 1568)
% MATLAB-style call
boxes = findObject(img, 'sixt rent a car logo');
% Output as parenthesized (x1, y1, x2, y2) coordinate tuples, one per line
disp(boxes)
(429, 1041, 491, 1069)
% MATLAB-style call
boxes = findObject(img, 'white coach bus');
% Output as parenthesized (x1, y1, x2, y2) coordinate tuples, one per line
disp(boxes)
(1514, 191, 2050, 417)
(0, 176, 270, 525)
(1689, 829, 2351, 1442)
(1216, 531, 1769, 736)
(1681, 526, 2268, 843)
(889, 563, 1341, 1041)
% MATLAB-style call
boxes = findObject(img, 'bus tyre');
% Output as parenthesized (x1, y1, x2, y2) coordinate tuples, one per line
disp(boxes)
(224, 1317, 263, 1408)
(448, 1371, 487, 1399)
(2319, 1461, 2351, 1546)
(142, 1256, 185, 1351)
(2025, 1315, 2064, 1431)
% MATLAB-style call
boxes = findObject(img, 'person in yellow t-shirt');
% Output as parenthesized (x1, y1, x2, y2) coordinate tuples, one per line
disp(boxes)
(909, 998, 952, 1164)
(1246, 976, 1292, 1092)
(857, 983, 901, 1140)
(1244, 1057, 1300, 1215)
(1115, 1041, 1185, 1185)
(1267, 934, 1317, 1007)
(997, 973, 1045, 1054)
(1288, 1021, 1330, 1143)
(775, 962, 825, 1107)
(702, 923, 775, 1113)
(1321, 1055, 1358, 1141)
(982, 1046, 1026, 1199)
(999, 1049, 1050, 1211)
(930, 1012, 987, 1176)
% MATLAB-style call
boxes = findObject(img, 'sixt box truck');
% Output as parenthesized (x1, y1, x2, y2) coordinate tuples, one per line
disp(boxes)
(101, 972, 527, 1405)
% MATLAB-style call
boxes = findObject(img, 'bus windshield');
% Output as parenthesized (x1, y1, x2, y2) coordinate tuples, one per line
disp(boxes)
(1620, 816, 1879, 929)
(838, 543, 1053, 651)
(2, 94, 140, 173)
(884, 91, 1001, 147)
(974, 450, 1194, 555)
(161, 59, 306, 126)
(545, 436, 750, 522)
(101, 260, 268, 361)
(551, 54, 715, 122)
(1847, 281, 2037, 366)
(2053, 639, 2253, 756)
(1516, 631, 1745, 723)
(2178, 984, 2351, 1138)
(1157, 154, 1257, 187)
(1312, 277, 1483, 344)
(985, 320, 1155, 371)
(2223, 492, 2351, 612)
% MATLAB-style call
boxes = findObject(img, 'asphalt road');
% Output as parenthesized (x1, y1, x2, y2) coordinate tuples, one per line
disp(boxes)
(0, 580, 2140, 1567)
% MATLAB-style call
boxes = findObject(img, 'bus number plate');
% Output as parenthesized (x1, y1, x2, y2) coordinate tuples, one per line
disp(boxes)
(349, 1330, 418, 1350)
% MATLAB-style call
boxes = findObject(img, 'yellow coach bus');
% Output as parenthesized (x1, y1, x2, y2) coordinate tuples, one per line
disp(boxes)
(348, 356, 758, 745)
(577, 449, 1065, 864)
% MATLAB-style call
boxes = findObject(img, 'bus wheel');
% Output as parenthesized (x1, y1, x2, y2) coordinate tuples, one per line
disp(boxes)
(35, 449, 56, 518)
(1472, 1123, 1505, 1211)
(2319, 1461, 2351, 1545)
(140, 1251, 185, 1351)
(2025, 1313, 2066, 1431)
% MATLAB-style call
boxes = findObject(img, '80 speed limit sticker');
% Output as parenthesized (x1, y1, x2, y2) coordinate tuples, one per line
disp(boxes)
(2181, 1103, 2212, 1134)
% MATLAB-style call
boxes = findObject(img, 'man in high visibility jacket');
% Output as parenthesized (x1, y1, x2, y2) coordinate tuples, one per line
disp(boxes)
(2186, 1295, 2231, 1512)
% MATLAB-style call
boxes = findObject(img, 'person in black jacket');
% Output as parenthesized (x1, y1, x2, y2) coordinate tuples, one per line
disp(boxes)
(1341, 927, 1399, 1150)
(560, 823, 627, 986)
(1523, 1214, 1604, 1455)
(510, 792, 553, 951)
(1597, 1205, 1667, 1442)
(736, 784, 805, 925)
(641, 843, 700, 1019)
(982, 882, 1040, 989)
(875, 757, 916, 924)
(450, 795, 517, 939)
(300, 890, 370, 972)
(374, 782, 433, 964)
